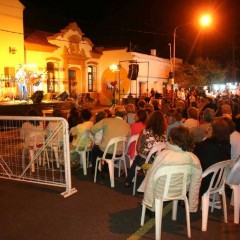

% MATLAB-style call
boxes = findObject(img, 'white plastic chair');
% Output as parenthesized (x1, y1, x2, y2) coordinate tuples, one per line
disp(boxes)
(125, 134, 139, 167)
(201, 159, 234, 231)
(22, 132, 48, 172)
(70, 131, 92, 175)
(94, 136, 127, 188)
(132, 143, 166, 195)
(226, 159, 240, 224)
(140, 165, 192, 240)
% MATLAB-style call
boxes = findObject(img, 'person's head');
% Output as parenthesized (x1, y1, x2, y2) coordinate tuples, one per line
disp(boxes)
(95, 111, 107, 123)
(146, 110, 166, 136)
(114, 106, 126, 118)
(52, 108, 63, 117)
(169, 126, 194, 152)
(206, 96, 214, 104)
(187, 107, 199, 120)
(151, 99, 160, 109)
(125, 103, 136, 113)
(217, 98, 224, 109)
(104, 109, 113, 118)
(134, 109, 147, 123)
(161, 97, 168, 105)
(175, 99, 186, 110)
(137, 99, 146, 110)
(202, 108, 215, 123)
(221, 104, 232, 117)
(25, 108, 42, 126)
(165, 108, 183, 125)
(144, 103, 154, 112)
(81, 108, 92, 122)
(190, 101, 198, 108)
(69, 107, 79, 117)
(210, 117, 230, 142)
(222, 116, 236, 134)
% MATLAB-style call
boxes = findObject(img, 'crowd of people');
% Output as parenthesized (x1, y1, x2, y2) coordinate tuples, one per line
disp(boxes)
(21, 90, 240, 213)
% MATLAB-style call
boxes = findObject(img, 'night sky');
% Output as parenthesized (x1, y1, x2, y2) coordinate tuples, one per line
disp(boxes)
(19, 0, 240, 65)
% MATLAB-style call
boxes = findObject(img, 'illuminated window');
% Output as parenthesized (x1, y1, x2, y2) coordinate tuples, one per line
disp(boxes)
(88, 66, 96, 92)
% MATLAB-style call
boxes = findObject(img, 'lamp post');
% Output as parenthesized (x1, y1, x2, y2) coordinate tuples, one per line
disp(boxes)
(172, 14, 212, 89)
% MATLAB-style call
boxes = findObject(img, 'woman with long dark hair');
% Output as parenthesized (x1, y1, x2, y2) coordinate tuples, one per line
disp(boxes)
(125, 110, 167, 187)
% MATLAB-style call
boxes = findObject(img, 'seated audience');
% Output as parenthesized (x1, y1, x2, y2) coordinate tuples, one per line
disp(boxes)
(137, 99, 146, 110)
(47, 108, 64, 147)
(125, 103, 136, 124)
(165, 108, 183, 140)
(128, 109, 148, 162)
(222, 116, 240, 162)
(194, 117, 231, 195)
(138, 126, 202, 213)
(190, 108, 215, 143)
(90, 106, 131, 174)
(184, 107, 199, 128)
(104, 109, 113, 118)
(68, 107, 82, 142)
(125, 110, 167, 187)
(70, 108, 93, 150)
(90, 111, 107, 146)
(20, 108, 45, 148)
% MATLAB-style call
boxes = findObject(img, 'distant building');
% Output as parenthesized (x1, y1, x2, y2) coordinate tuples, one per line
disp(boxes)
(0, 0, 178, 105)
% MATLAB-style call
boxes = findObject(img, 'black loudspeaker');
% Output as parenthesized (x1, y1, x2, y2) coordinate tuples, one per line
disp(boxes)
(31, 91, 44, 104)
(56, 91, 69, 101)
(127, 63, 139, 80)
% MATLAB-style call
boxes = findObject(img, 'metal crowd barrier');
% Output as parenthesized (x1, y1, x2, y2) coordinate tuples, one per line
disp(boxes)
(0, 116, 77, 198)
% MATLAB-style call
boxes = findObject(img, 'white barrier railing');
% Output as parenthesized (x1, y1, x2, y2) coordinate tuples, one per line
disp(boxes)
(0, 116, 77, 198)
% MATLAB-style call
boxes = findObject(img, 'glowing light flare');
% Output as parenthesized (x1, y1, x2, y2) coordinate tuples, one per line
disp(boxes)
(199, 14, 212, 27)
(109, 64, 120, 72)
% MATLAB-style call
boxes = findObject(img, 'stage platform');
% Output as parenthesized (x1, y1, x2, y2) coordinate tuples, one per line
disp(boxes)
(0, 100, 75, 117)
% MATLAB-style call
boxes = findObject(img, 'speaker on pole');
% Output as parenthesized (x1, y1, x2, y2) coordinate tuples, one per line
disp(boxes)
(127, 63, 139, 80)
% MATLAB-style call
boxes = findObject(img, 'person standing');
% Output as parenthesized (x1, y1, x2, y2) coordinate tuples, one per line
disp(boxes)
(15, 64, 28, 101)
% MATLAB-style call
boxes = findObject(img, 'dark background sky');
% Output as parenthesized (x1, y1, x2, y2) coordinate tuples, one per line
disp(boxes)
(19, 0, 240, 65)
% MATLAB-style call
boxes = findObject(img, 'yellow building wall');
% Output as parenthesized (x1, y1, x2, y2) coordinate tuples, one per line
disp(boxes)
(0, 0, 25, 77)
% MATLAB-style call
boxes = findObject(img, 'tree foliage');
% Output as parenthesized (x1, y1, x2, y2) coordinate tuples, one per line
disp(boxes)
(174, 57, 227, 89)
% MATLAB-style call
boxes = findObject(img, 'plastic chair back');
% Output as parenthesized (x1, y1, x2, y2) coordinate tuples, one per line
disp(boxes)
(201, 159, 234, 231)
(153, 164, 192, 201)
(141, 164, 192, 240)
(132, 143, 166, 195)
(125, 134, 139, 167)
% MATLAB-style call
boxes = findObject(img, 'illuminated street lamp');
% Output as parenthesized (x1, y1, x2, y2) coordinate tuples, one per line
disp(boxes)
(172, 14, 213, 83)
(199, 14, 212, 27)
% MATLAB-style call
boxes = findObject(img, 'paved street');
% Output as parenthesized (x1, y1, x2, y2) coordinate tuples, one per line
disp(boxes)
(0, 166, 239, 240)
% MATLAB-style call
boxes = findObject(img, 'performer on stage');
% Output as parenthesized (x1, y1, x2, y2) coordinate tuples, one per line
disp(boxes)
(15, 64, 28, 101)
